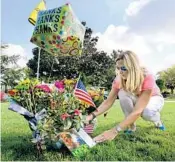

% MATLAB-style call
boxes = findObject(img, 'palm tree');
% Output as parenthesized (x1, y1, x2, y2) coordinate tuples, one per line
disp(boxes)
(0, 44, 23, 92)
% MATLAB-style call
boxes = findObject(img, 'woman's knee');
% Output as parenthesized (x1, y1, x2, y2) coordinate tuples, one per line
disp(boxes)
(118, 89, 129, 100)
(118, 89, 136, 105)
(118, 89, 135, 115)
(142, 109, 159, 121)
(118, 90, 130, 108)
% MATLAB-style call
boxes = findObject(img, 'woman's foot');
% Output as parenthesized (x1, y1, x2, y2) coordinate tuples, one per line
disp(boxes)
(124, 129, 133, 134)
(124, 124, 136, 134)
(158, 124, 165, 130)
(154, 121, 165, 131)
(130, 123, 137, 131)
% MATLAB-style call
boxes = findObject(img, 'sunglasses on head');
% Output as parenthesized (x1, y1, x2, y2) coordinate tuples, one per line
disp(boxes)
(116, 66, 127, 71)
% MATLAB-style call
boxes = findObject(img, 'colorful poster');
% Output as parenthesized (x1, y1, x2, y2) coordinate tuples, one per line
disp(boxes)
(59, 128, 96, 156)
(30, 4, 85, 56)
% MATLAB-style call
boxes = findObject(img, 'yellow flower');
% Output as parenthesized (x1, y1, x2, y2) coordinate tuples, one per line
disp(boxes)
(63, 100, 68, 105)
(32, 79, 40, 85)
(88, 90, 99, 98)
(23, 78, 30, 84)
(94, 95, 100, 101)
(18, 79, 30, 86)
(64, 79, 76, 85)
(13, 89, 18, 93)
(79, 100, 89, 108)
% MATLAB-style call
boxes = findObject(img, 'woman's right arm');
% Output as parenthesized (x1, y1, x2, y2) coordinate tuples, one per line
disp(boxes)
(87, 87, 119, 120)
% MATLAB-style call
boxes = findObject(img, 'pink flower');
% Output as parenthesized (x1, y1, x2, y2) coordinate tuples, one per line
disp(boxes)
(55, 81, 64, 93)
(58, 88, 65, 93)
(61, 113, 71, 121)
(35, 84, 51, 93)
(74, 109, 81, 116)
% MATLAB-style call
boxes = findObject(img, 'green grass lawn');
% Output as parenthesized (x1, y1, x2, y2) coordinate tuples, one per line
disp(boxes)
(165, 98, 175, 101)
(1, 101, 175, 161)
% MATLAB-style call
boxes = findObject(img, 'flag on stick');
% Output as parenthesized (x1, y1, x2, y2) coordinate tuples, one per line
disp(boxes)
(28, 0, 46, 25)
(74, 79, 96, 107)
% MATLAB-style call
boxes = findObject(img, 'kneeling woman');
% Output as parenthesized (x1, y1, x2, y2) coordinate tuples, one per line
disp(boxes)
(86, 51, 165, 143)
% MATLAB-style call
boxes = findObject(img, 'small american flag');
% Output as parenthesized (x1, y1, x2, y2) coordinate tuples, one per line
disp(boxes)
(83, 124, 95, 134)
(74, 79, 96, 107)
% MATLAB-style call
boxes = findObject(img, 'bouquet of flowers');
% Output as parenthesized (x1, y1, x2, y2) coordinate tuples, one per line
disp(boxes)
(7, 78, 97, 152)
(88, 87, 105, 107)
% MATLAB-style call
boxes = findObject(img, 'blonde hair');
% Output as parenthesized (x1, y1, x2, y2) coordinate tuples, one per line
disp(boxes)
(116, 51, 145, 94)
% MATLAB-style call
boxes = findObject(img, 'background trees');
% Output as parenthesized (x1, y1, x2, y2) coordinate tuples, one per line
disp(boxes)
(27, 22, 119, 89)
(3, 22, 174, 94)
(1, 44, 26, 92)
(157, 65, 175, 94)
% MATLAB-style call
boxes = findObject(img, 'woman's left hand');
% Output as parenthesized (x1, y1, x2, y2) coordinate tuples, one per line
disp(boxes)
(93, 127, 118, 143)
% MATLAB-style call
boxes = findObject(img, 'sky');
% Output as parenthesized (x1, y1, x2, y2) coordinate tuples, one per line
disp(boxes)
(1, 0, 175, 74)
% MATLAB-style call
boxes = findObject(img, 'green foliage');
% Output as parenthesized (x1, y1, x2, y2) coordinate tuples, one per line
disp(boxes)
(1, 54, 20, 73)
(27, 23, 119, 89)
(156, 79, 165, 91)
(1, 68, 25, 92)
(2, 101, 175, 161)
(158, 65, 175, 94)
(1, 44, 26, 92)
(1, 44, 21, 74)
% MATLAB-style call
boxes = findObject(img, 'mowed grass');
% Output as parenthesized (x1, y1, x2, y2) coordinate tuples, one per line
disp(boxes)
(1, 101, 175, 161)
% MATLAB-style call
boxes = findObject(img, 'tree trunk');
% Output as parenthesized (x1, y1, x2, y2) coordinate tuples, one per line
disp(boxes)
(171, 88, 174, 94)
(5, 84, 8, 93)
